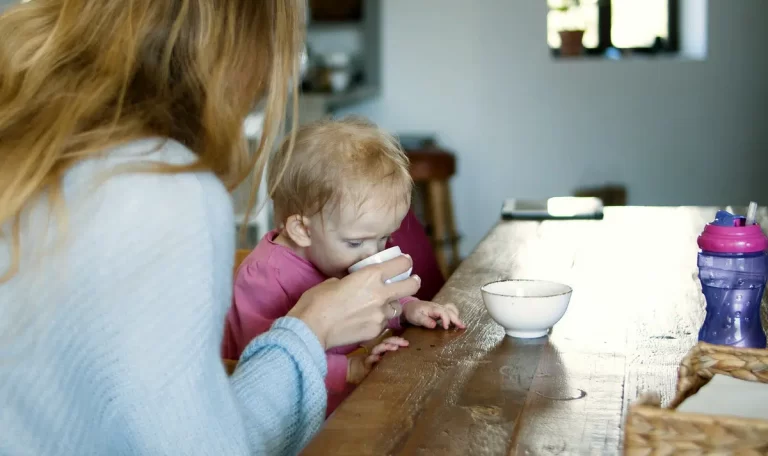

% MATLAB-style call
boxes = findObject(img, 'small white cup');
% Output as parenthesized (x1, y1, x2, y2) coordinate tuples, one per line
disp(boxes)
(347, 246, 413, 284)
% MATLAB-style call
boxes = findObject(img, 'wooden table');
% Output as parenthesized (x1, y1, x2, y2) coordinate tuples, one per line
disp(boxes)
(303, 207, 767, 455)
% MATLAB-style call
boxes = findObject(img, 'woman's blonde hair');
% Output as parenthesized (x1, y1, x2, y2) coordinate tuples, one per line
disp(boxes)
(268, 116, 413, 225)
(0, 0, 304, 281)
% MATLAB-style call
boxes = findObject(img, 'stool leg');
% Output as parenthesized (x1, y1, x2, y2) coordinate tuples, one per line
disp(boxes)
(427, 179, 449, 279)
(419, 181, 436, 245)
(413, 183, 429, 230)
(444, 181, 460, 273)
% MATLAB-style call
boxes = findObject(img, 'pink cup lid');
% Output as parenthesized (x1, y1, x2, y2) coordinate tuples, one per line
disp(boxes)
(698, 223, 768, 253)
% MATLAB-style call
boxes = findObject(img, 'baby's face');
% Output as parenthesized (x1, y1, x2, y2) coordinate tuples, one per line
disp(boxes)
(306, 196, 408, 279)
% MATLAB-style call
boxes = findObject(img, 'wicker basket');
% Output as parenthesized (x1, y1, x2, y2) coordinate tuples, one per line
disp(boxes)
(624, 342, 768, 455)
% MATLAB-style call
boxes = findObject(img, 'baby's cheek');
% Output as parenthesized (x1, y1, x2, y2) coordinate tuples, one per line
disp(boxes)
(351, 252, 371, 266)
(331, 253, 361, 276)
(339, 257, 362, 274)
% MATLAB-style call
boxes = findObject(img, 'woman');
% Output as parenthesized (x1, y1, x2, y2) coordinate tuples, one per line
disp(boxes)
(0, 1, 419, 455)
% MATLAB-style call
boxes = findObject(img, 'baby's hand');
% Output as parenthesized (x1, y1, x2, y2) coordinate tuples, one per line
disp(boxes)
(347, 336, 409, 384)
(404, 301, 466, 330)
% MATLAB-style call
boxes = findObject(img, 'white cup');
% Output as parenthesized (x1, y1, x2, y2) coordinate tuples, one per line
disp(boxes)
(347, 246, 413, 284)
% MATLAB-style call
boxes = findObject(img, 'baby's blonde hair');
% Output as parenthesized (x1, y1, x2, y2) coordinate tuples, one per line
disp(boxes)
(268, 116, 412, 224)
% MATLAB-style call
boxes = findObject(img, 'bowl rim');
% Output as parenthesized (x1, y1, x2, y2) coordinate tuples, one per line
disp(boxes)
(480, 279, 573, 298)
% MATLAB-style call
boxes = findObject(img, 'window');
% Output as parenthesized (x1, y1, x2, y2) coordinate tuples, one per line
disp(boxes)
(547, 0, 679, 57)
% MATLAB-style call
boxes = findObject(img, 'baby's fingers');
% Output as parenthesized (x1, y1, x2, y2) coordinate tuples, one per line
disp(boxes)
(381, 336, 409, 347)
(450, 314, 466, 329)
(427, 307, 454, 329)
(365, 339, 407, 368)
(370, 341, 406, 356)
(409, 310, 438, 328)
(426, 304, 465, 329)
(442, 306, 466, 329)
(363, 354, 382, 369)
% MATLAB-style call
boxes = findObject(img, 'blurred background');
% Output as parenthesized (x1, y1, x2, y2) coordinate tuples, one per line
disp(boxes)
(5, 0, 766, 268)
(295, 0, 768, 261)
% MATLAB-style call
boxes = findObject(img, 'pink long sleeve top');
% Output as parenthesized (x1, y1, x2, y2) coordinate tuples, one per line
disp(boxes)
(222, 230, 415, 417)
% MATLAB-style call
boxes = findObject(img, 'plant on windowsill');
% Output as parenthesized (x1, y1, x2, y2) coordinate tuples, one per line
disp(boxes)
(552, 0, 586, 57)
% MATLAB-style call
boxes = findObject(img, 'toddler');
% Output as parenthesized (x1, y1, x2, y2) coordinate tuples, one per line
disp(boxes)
(222, 117, 464, 416)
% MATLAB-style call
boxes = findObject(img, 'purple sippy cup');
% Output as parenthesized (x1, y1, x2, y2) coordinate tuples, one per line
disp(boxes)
(697, 209, 768, 348)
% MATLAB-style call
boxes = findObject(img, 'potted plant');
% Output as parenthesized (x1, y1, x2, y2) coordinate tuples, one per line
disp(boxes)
(551, 0, 586, 57)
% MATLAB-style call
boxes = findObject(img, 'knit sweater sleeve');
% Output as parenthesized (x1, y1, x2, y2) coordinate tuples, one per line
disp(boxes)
(59, 151, 326, 454)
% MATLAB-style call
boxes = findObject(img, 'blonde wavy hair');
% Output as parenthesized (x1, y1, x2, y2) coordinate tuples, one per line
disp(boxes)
(268, 116, 412, 225)
(0, 0, 304, 281)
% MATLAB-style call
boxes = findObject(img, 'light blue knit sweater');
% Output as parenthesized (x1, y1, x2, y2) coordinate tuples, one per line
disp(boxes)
(0, 139, 327, 455)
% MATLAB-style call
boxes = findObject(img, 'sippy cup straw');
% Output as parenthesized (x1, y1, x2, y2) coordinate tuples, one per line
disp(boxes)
(746, 201, 758, 226)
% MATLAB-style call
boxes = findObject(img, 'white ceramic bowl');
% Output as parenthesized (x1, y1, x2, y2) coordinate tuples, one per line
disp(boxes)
(480, 279, 572, 338)
(348, 246, 412, 283)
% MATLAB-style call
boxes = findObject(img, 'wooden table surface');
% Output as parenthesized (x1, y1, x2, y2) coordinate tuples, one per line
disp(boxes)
(303, 207, 767, 456)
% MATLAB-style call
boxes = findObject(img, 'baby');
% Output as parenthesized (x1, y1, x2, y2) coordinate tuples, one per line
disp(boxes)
(222, 116, 464, 416)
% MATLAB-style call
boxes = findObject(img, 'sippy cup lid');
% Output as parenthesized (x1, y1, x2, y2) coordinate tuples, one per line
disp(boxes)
(698, 210, 768, 253)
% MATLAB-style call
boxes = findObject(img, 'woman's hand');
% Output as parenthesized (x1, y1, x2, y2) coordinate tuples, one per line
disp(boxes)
(288, 255, 420, 350)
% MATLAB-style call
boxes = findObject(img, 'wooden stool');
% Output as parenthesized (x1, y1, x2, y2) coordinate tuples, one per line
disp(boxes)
(234, 249, 251, 275)
(406, 146, 460, 278)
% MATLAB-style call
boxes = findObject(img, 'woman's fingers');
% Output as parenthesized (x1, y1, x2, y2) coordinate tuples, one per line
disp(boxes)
(388, 301, 403, 321)
(373, 254, 412, 283)
(381, 274, 421, 302)
(362, 256, 421, 302)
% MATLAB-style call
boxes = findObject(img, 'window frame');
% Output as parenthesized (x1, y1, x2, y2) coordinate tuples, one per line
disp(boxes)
(551, 0, 679, 57)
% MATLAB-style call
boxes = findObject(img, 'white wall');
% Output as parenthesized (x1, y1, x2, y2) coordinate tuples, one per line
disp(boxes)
(341, 0, 768, 256)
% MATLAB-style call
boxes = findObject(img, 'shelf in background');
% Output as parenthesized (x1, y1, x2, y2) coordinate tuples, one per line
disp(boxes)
(308, 21, 363, 31)
(300, 85, 379, 112)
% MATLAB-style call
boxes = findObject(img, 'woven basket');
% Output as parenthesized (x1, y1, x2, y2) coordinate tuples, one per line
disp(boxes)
(624, 342, 768, 455)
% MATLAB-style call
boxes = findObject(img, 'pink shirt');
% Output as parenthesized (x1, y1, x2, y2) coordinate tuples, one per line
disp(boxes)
(388, 209, 445, 301)
(222, 230, 416, 417)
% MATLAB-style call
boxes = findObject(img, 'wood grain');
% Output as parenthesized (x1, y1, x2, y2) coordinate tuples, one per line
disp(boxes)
(302, 207, 768, 455)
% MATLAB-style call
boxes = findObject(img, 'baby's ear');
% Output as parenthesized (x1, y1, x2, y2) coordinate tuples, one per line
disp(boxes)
(284, 214, 312, 248)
